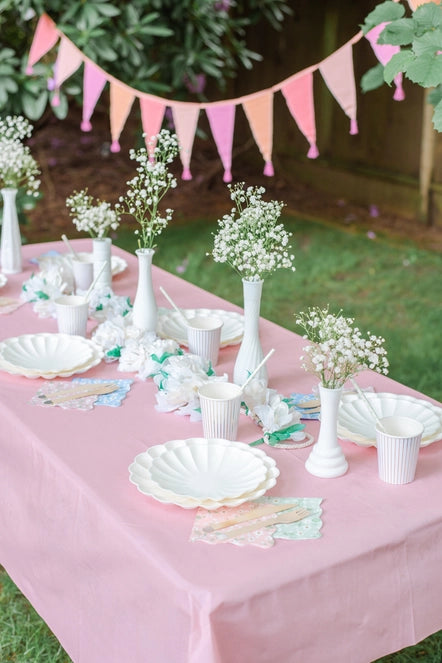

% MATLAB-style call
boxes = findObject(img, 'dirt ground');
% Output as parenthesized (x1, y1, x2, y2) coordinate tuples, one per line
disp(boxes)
(24, 105, 442, 253)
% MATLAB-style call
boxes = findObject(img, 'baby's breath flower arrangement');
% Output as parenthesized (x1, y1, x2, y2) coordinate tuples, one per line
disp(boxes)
(66, 189, 120, 239)
(116, 129, 179, 250)
(210, 182, 296, 281)
(295, 306, 389, 389)
(0, 115, 40, 195)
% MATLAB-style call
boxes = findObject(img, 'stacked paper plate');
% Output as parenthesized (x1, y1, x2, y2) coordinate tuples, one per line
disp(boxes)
(129, 437, 279, 509)
(157, 308, 244, 348)
(338, 392, 442, 448)
(0, 333, 103, 379)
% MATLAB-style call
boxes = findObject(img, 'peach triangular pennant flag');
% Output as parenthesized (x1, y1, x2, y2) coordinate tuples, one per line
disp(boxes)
(171, 103, 200, 180)
(206, 104, 236, 182)
(365, 23, 405, 101)
(242, 90, 274, 175)
(51, 37, 83, 107)
(26, 13, 59, 75)
(81, 61, 108, 131)
(281, 72, 318, 158)
(319, 43, 358, 135)
(109, 81, 135, 152)
(139, 97, 166, 156)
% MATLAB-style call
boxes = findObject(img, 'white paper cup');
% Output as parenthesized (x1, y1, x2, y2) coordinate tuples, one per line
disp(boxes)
(187, 315, 223, 367)
(198, 382, 242, 441)
(54, 295, 89, 337)
(376, 416, 424, 484)
(72, 254, 94, 292)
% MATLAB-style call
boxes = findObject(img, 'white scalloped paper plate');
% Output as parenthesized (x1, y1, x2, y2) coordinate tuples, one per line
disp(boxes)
(129, 438, 279, 510)
(0, 333, 103, 379)
(338, 392, 442, 448)
(157, 308, 244, 348)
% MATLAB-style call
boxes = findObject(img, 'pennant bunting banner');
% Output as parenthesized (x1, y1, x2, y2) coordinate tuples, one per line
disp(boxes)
(319, 43, 358, 135)
(206, 104, 236, 183)
(242, 90, 274, 176)
(365, 24, 405, 101)
(25, 15, 401, 181)
(82, 61, 108, 132)
(281, 72, 318, 159)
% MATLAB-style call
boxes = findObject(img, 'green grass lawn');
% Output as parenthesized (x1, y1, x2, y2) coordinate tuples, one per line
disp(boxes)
(1, 213, 441, 662)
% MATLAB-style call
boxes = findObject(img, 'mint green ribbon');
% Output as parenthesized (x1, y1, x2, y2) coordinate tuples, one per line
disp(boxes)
(249, 423, 305, 447)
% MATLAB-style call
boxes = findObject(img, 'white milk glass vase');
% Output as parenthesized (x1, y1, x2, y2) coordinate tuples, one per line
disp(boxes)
(233, 278, 267, 387)
(0, 188, 22, 274)
(305, 384, 348, 478)
(92, 237, 112, 288)
(132, 248, 157, 332)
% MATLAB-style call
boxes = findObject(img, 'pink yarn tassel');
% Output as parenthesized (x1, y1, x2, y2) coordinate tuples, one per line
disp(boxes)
(81, 120, 92, 132)
(307, 143, 319, 159)
(26, 65, 33, 75)
(223, 169, 232, 183)
(350, 118, 358, 135)
(51, 93, 60, 107)
(263, 161, 274, 177)
(393, 83, 405, 101)
(110, 140, 120, 153)
(182, 167, 192, 180)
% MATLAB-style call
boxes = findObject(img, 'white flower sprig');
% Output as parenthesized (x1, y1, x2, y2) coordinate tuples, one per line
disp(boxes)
(0, 115, 40, 195)
(66, 189, 120, 239)
(116, 129, 179, 250)
(210, 182, 296, 281)
(295, 306, 389, 389)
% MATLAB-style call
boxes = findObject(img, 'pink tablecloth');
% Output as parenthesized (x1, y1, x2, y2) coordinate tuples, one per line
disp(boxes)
(1, 239, 441, 663)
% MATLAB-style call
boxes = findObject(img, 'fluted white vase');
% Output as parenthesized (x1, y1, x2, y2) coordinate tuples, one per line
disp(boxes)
(233, 278, 267, 387)
(132, 248, 157, 332)
(0, 188, 22, 274)
(92, 237, 112, 288)
(305, 384, 348, 478)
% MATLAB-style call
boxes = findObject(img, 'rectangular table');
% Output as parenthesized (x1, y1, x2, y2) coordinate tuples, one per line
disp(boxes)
(1, 239, 441, 663)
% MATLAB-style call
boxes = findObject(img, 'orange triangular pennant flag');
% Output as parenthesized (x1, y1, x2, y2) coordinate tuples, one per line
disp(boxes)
(109, 81, 135, 152)
(242, 90, 274, 175)
(26, 13, 59, 74)
(171, 103, 200, 180)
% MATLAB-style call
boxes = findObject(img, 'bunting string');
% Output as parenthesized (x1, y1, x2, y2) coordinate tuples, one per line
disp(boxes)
(26, 13, 405, 183)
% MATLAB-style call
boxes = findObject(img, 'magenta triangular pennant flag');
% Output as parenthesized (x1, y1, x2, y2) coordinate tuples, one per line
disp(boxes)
(51, 37, 83, 107)
(139, 97, 166, 156)
(365, 23, 405, 101)
(319, 43, 358, 135)
(26, 14, 59, 75)
(171, 103, 200, 180)
(109, 81, 136, 152)
(206, 104, 236, 182)
(281, 72, 318, 159)
(81, 61, 107, 131)
(242, 90, 274, 176)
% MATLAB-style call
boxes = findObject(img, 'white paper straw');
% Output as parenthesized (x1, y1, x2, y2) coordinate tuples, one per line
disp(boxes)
(159, 286, 189, 327)
(240, 348, 275, 392)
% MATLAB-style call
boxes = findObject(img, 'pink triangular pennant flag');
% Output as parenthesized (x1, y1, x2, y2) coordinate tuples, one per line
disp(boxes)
(365, 23, 405, 101)
(171, 103, 200, 180)
(242, 90, 274, 176)
(206, 104, 236, 182)
(281, 72, 318, 159)
(26, 14, 59, 75)
(51, 37, 83, 107)
(139, 97, 166, 156)
(109, 81, 136, 152)
(81, 61, 107, 131)
(319, 43, 358, 135)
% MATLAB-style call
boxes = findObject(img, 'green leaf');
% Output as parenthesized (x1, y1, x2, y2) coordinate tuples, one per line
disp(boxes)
(378, 18, 415, 46)
(406, 52, 442, 87)
(384, 49, 414, 84)
(0, 77, 18, 93)
(412, 31, 442, 57)
(428, 84, 442, 106)
(95, 4, 121, 18)
(360, 0, 405, 34)
(413, 2, 442, 31)
(51, 92, 69, 119)
(21, 90, 48, 120)
(432, 98, 442, 131)
(361, 63, 386, 93)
